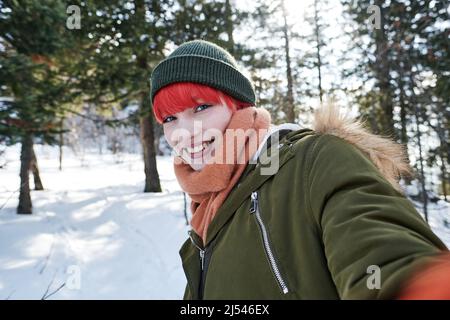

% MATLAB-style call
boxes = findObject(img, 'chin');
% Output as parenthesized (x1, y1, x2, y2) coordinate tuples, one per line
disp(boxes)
(191, 164, 205, 171)
(187, 148, 215, 171)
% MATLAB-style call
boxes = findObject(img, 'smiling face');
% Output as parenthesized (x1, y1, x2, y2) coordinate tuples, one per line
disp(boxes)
(162, 103, 233, 171)
(153, 82, 253, 171)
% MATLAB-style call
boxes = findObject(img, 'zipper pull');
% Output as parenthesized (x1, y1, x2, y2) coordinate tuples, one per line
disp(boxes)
(249, 191, 258, 214)
(188, 230, 206, 271)
(199, 250, 205, 270)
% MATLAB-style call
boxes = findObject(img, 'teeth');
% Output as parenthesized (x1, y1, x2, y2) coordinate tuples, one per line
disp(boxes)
(185, 140, 213, 154)
(186, 144, 204, 153)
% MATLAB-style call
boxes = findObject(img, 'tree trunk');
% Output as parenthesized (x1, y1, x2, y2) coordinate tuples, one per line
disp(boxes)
(224, 0, 235, 54)
(281, 0, 295, 122)
(374, 0, 396, 139)
(413, 102, 428, 223)
(59, 118, 63, 171)
(399, 109, 412, 185)
(30, 145, 44, 190)
(17, 133, 33, 214)
(398, 62, 412, 185)
(135, 0, 162, 193)
(436, 114, 448, 201)
(440, 160, 448, 202)
(313, 0, 324, 104)
(139, 92, 162, 193)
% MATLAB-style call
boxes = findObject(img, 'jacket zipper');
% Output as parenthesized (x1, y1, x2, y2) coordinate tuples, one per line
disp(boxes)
(188, 230, 210, 299)
(250, 191, 289, 294)
(188, 230, 205, 270)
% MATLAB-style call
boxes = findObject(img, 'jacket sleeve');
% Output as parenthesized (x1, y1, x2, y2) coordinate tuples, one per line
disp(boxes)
(307, 134, 448, 299)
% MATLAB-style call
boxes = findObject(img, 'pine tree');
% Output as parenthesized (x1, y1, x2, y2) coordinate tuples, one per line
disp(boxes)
(298, 0, 337, 113)
(341, 0, 450, 209)
(0, 0, 77, 213)
(241, 0, 298, 123)
(70, 0, 167, 192)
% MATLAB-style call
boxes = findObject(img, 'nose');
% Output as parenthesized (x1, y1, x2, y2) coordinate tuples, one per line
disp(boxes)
(171, 119, 203, 148)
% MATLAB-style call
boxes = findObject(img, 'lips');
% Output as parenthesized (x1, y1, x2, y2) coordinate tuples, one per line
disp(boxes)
(183, 137, 215, 159)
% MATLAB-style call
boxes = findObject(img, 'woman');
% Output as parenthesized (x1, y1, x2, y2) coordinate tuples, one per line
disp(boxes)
(150, 39, 449, 299)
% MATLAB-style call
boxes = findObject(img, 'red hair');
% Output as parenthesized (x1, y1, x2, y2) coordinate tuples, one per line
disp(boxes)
(152, 82, 253, 123)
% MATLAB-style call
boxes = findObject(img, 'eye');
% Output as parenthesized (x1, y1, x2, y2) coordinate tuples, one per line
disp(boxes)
(194, 104, 212, 112)
(162, 115, 176, 123)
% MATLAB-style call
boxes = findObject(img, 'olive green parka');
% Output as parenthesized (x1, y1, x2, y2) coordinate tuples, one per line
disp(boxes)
(179, 105, 448, 300)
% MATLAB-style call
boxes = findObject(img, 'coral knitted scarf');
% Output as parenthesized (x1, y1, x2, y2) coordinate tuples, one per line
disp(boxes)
(174, 106, 271, 244)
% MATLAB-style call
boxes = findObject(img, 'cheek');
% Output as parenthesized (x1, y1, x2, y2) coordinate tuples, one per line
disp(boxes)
(213, 108, 233, 131)
(211, 119, 229, 132)
(163, 126, 175, 148)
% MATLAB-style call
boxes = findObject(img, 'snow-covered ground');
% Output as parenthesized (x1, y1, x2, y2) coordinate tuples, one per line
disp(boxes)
(0, 145, 189, 299)
(0, 144, 449, 300)
(404, 183, 450, 248)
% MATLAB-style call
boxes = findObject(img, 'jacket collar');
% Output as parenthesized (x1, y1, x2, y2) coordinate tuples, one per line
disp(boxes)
(252, 123, 302, 162)
(201, 126, 314, 247)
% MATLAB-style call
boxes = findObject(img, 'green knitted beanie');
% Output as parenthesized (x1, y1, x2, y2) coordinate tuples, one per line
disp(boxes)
(150, 39, 256, 105)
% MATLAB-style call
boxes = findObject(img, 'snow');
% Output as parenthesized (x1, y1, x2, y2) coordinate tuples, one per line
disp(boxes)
(404, 181, 450, 247)
(421, 198, 450, 246)
(0, 144, 449, 299)
(0, 145, 189, 299)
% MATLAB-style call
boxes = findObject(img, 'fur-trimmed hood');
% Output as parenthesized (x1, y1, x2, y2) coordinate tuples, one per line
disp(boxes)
(254, 104, 413, 194)
(312, 103, 413, 193)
